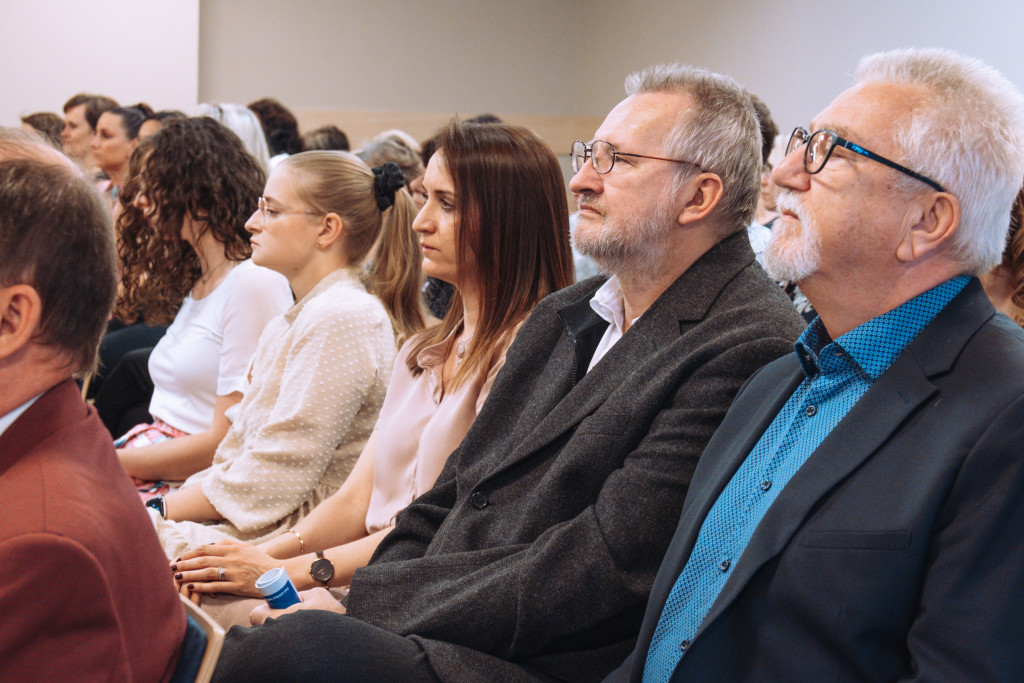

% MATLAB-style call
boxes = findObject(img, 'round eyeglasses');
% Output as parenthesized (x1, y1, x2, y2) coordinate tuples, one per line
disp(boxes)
(257, 196, 325, 223)
(571, 140, 703, 175)
(786, 127, 944, 192)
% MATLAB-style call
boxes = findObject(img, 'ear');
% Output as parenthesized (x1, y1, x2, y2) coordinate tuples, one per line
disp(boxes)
(0, 285, 43, 361)
(677, 173, 725, 226)
(316, 213, 345, 249)
(895, 192, 960, 263)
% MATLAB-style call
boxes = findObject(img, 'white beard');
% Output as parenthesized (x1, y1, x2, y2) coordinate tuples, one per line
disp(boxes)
(764, 191, 821, 283)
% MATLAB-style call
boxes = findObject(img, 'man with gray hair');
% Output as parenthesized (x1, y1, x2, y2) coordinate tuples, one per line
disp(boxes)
(609, 48, 1024, 681)
(211, 64, 803, 682)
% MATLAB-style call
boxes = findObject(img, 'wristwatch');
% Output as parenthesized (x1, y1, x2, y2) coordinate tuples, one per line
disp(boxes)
(310, 551, 334, 587)
(145, 495, 166, 519)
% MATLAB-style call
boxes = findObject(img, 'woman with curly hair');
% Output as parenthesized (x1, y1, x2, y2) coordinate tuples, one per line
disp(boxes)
(108, 116, 293, 491)
(982, 185, 1024, 326)
(170, 121, 574, 626)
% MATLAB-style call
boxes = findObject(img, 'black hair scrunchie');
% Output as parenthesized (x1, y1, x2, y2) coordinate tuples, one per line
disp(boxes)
(372, 162, 406, 212)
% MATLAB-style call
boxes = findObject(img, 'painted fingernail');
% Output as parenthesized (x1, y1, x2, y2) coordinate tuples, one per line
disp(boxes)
(170, 564, 177, 571)
(187, 584, 194, 590)
(175, 573, 183, 580)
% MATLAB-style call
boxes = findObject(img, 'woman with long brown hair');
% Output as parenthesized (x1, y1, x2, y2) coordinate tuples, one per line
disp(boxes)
(171, 121, 575, 625)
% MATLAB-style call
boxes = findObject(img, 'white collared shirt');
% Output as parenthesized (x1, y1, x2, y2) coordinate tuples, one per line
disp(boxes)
(0, 394, 42, 440)
(587, 276, 641, 373)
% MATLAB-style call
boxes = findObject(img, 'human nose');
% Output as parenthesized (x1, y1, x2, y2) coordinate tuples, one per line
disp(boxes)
(772, 144, 810, 192)
(412, 204, 433, 235)
(568, 156, 602, 195)
(90, 134, 99, 149)
(244, 209, 261, 234)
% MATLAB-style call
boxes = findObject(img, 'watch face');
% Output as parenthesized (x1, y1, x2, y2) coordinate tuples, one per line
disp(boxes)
(311, 558, 334, 583)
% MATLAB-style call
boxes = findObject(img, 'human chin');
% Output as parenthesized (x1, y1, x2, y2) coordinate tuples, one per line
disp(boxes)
(763, 209, 821, 282)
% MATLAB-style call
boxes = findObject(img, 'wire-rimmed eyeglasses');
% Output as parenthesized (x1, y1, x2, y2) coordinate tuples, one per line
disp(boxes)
(571, 140, 703, 175)
(786, 127, 944, 192)
(257, 196, 325, 223)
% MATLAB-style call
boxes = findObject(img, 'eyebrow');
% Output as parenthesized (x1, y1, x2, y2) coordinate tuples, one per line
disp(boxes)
(812, 123, 857, 140)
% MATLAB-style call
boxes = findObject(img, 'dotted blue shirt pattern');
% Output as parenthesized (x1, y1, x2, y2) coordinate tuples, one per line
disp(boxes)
(642, 275, 970, 682)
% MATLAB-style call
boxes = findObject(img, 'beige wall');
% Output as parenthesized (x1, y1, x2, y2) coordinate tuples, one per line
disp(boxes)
(199, 0, 1024, 153)
(0, 0, 198, 127)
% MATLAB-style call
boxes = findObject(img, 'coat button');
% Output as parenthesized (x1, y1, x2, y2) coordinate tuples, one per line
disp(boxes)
(760, 481, 772, 492)
(470, 491, 489, 509)
(679, 639, 690, 651)
(804, 404, 817, 417)
(719, 559, 731, 572)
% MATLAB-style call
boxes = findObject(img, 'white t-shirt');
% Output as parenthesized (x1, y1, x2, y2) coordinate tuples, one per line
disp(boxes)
(148, 259, 292, 434)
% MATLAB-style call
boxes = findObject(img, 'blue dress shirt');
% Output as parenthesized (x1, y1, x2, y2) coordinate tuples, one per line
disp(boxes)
(642, 275, 970, 682)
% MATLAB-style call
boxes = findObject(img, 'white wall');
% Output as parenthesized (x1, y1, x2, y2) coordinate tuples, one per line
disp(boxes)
(0, 0, 199, 127)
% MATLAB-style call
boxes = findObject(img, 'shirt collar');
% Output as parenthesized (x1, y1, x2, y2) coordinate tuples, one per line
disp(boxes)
(0, 394, 42, 440)
(794, 275, 970, 380)
(590, 275, 642, 333)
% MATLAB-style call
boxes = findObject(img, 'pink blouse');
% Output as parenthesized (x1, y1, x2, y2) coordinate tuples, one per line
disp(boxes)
(364, 324, 519, 533)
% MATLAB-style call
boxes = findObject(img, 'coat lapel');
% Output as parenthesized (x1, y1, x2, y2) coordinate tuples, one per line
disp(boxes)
(493, 232, 758, 476)
(696, 280, 995, 632)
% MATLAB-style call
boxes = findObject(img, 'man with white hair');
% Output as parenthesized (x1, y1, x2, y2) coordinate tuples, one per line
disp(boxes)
(212, 64, 803, 682)
(608, 48, 1024, 681)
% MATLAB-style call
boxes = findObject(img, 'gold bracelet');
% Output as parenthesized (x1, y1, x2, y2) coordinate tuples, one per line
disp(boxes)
(287, 529, 305, 553)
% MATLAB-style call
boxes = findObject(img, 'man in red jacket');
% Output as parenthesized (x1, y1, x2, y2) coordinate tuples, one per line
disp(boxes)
(0, 129, 185, 681)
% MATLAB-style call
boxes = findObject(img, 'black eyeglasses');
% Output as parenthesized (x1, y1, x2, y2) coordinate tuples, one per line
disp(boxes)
(786, 127, 944, 192)
(571, 140, 703, 175)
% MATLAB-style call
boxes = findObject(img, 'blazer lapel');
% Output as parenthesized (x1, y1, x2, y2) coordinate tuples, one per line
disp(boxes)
(496, 232, 759, 475)
(697, 280, 995, 632)
(636, 356, 804, 651)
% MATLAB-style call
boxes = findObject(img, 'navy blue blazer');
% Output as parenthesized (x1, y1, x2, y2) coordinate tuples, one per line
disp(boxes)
(607, 279, 1024, 681)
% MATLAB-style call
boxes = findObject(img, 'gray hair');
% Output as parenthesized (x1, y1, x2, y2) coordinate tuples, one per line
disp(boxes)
(625, 63, 761, 233)
(198, 102, 272, 173)
(856, 48, 1024, 274)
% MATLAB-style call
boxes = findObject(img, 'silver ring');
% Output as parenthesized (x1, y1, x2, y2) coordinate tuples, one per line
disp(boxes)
(218, 566, 226, 581)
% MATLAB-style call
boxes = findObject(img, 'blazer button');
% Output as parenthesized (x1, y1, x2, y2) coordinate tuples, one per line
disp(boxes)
(470, 491, 489, 509)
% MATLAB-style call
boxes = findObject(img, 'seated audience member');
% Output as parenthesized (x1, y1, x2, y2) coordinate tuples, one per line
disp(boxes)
(61, 92, 118, 175)
(145, 152, 403, 559)
(746, 94, 777, 266)
(302, 124, 350, 151)
(138, 109, 187, 140)
(356, 129, 423, 194)
(609, 48, 1024, 682)
(95, 117, 292, 490)
(92, 103, 153, 210)
(171, 122, 575, 627)
(248, 97, 302, 169)
(351, 130, 429, 344)
(0, 129, 184, 680)
(981, 185, 1024, 325)
(198, 102, 273, 173)
(19, 111, 63, 148)
(210, 64, 804, 682)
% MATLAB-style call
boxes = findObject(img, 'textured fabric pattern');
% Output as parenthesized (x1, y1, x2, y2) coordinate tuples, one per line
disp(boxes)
(153, 268, 395, 558)
(643, 275, 969, 682)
